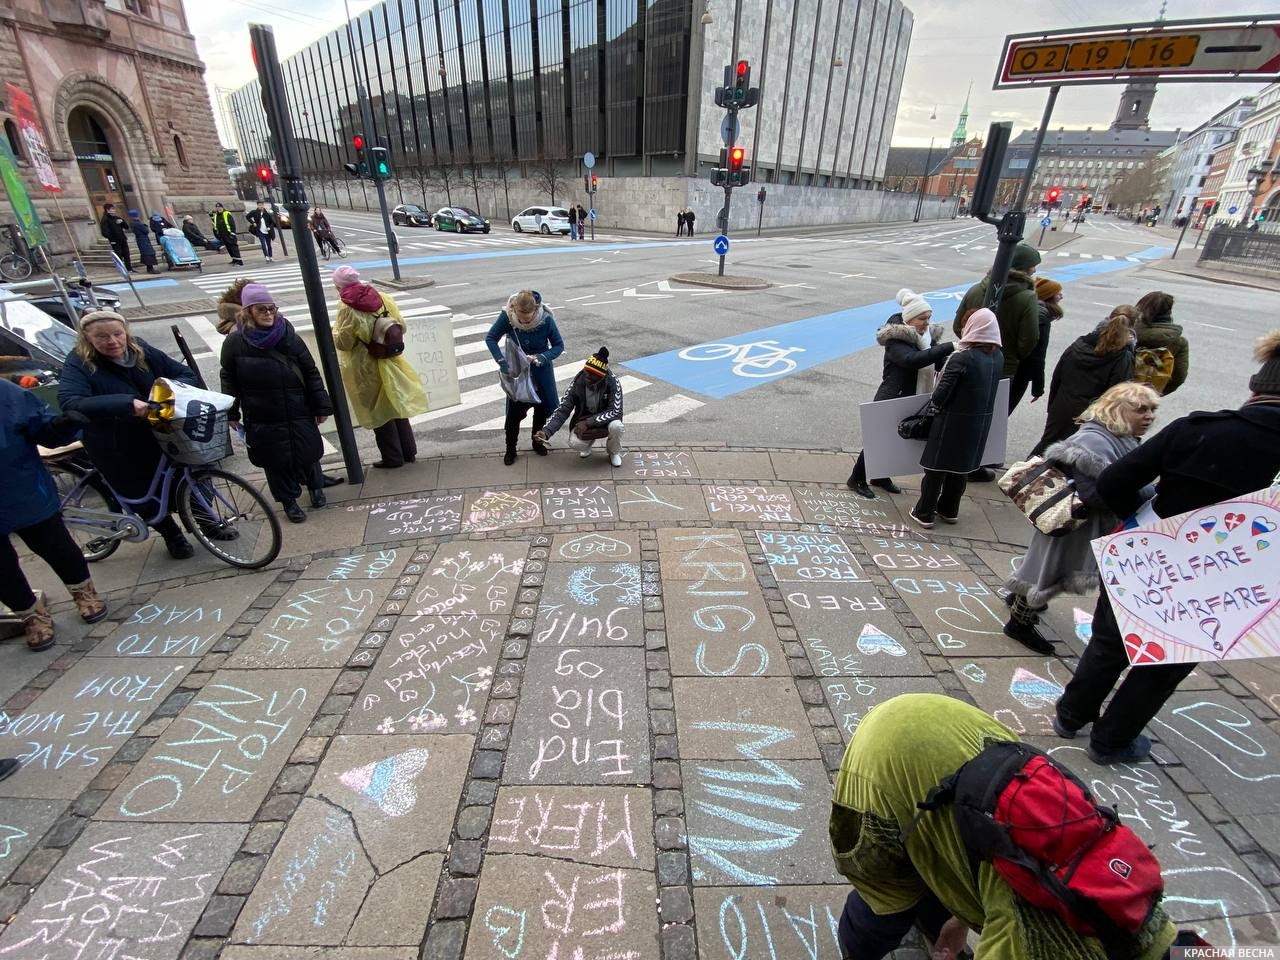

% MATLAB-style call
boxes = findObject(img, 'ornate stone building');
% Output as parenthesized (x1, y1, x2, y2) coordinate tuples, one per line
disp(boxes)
(0, 0, 234, 254)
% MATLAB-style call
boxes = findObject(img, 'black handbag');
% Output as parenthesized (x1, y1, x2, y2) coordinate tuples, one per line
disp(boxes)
(898, 400, 935, 440)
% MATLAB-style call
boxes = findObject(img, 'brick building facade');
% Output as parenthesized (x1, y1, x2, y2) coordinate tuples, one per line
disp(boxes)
(1, 0, 234, 255)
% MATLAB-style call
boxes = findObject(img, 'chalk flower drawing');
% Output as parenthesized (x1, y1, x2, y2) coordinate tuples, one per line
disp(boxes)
(377, 718, 396, 734)
(476, 666, 493, 678)
(454, 706, 477, 726)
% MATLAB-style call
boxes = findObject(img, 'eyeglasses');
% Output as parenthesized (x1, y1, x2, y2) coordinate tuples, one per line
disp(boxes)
(1130, 404, 1157, 414)
(250, 304, 278, 313)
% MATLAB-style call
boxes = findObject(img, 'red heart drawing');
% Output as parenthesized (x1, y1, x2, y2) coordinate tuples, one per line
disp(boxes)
(1108, 544, 1118, 556)
(1124, 633, 1165, 664)
(1185, 531, 1199, 543)
(1201, 518, 1217, 533)
(1224, 512, 1245, 532)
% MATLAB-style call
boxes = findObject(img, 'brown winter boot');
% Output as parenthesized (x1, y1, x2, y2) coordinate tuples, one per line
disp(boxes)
(21, 598, 55, 652)
(69, 580, 107, 624)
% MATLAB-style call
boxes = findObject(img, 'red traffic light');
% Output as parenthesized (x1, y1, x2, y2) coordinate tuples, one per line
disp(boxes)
(736, 60, 748, 78)
(257, 166, 271, 181)
(591, 173, 598, 187)
(352, 134, 365, 150)
(730, 147, 745, 167)
(1046, 186, 1061, 202)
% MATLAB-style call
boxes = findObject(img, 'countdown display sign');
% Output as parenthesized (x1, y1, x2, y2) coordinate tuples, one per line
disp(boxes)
(995, 15, 1280, 89)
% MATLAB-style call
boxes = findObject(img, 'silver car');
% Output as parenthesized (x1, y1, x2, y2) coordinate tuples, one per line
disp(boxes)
(511, 206, 571, 235)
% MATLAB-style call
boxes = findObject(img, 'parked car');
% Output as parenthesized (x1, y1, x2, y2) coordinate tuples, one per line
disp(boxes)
(434, 207, 491, 233)
(0, 293, 76, 408)
(1, 280, 120, 330)
(272, 204, 291, 229)
(392, 204, 432, 227)
(511, 206, 572, 235)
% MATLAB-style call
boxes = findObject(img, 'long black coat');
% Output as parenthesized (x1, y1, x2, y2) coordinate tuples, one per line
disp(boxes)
(219, 322, 332, 474)
(1032, 331, 1135, 456)
(99, 212, 127, 245)
(871, 316, 954, 402)
(130, 219, 157, 266)
(921, 346, 1003, 474)
(58, 342, 199, 498)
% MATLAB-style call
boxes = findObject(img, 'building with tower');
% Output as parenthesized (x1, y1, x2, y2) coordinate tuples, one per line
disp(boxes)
(951, 84, 972, 148)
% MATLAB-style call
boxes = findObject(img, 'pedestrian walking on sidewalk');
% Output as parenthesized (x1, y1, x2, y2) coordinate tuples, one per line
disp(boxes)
(0, 379, 108, 653)
(1133, 291, 1189, 395)
(127, 210, 159, 274)
(535, 347, 625, 466)
(247, 200, 278, 262)
(332, 266, 429, 469)
(486, 289, 564, 465)
(1008, 277, 1063, 411)
(910, 308, 1003, 529)
(1030, 305, 1137, 457)
(210, 203, 244, 266)
(577, 204, 587, 239)
(99, 203, 132, 272)
(1003, 382, 1160, 655)
(1053, 330, 1280, 765)
(847, 289, 954, 500)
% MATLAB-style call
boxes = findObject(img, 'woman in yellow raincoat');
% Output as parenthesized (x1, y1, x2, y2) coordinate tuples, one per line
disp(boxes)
(331, 265, 429, 468)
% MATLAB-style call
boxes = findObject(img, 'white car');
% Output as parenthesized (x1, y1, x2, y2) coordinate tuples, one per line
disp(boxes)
(511, 206, 571, 235)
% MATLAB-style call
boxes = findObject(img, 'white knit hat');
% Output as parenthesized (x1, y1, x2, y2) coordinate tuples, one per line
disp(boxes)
(897, 288, 932, 324)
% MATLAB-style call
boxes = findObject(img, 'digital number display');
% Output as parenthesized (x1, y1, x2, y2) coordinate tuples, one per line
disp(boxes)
(1007, 33, 1201, 77)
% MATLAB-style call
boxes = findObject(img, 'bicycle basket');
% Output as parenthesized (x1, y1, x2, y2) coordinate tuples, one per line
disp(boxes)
(152, 408, 231, 465)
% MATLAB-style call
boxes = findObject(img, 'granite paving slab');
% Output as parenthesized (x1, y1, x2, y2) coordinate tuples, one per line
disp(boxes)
(665, 578, 788, 677)
(439, 456, 521, 488)
(295, 547, 410, 581)
(0, 640, 63, 704)
(673, 681, 819, 759)
(704, 484, 800, 522)
(103, 669, 335, 821)
(224, 949, 416, 959)
(234, 796, 375, 945)
(888, 571, 1026, 657)
(361, 493, 464, 542)
(1238, 814, 1280, 862)
(408, 541, 528, 618)
(310, 735, 472, 871)
(533, 562, 643, 647)
(1189, 914, 1280, 953)
(356, 458, 441, 498)
(694, 886, 851, 960)
(228, 581, 395, 668)
(0, 821, 246, 959)
(972, 546, 1024, 583)
(802, 614, 934, 679)
(756, 531, 867, 582)
(540, 483, 618, 523)
(524, 449, 616, 482)
(1226, 659, 1280, 718)
(978, 497, 1035, 546)
(94, 572, 275, 658)
(657, 528, 750, 583)
(684, 757, 841, 886)
(549, 530, 642, 561)
(693, 451, 777, 480)
(793, 485, 907, 532)
(466, 854, 659, 960)
(462, 488, 543, 532)
(616, 483, 711, 522)
(345, 853, 443, 946)
(276, 504, 371, 560)
(782, 581, 894, 623)
(824, 674, 949, 743)
(489, 786, 655, 868)
(613, 449, 698, 480)
(856, 535, 970, 575)
(954, 656, 1076, 739)
(505, 647, 650, 785)
(0, 658, 194, 799)
(0, 797, 64, 884)
(344, 616, 504, 735)
(768, 451, 850, 483)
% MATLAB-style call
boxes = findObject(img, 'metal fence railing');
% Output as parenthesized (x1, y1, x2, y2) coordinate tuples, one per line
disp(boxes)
(1198, 227, 1280, 271)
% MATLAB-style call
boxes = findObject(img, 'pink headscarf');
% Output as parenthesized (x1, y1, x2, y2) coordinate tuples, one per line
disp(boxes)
(957, 307, 1002, 351)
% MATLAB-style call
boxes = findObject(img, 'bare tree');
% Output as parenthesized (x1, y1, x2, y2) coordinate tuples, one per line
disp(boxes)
(530, 157, 567, 206)
(1109, 162, 1157, 212)
(460, 162, 486, 212)
(429, 164, 458, 206)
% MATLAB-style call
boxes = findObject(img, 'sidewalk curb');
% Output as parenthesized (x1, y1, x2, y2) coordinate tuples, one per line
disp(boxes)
(668, 272, 770, 290)
(1143, 260, 1280, 294)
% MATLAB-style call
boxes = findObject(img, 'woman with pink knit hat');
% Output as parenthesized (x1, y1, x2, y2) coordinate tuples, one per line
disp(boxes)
(331, 265, 429, 468)
(910, 308, 1003, 529)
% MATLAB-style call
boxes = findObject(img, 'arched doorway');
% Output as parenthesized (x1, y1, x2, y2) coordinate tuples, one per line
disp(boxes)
(67, 106, 127, 218)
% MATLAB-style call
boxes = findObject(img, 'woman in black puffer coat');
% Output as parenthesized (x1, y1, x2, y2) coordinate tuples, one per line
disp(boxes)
(846, 289, 954, 499)
(220, 283, 333, 524)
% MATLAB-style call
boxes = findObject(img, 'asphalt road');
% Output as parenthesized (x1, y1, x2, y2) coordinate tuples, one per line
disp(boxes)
(120, 209, 1270, 464)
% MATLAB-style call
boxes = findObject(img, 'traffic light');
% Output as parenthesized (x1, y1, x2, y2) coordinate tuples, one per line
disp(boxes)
(591, 173, 598, 192)
(716, 61, 758, 108)
(343, 133, 368, 177)
(1081, 195, 1092, 210)
(728, 146, 751, 187)
(257, 165, 272, 186)
(371, 146, 391, 180)
(1046, 186, 1061, 204)
(1201, 200, 1214, 217)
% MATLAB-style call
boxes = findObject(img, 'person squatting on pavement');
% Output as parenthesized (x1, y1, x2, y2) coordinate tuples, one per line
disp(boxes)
(1003, 382, 1160, 656)
(534, 347, 625, 467)
(830, 693, 1178, 960)
(847, 288, 954, 500)
(331, 266, 429, 469)
(219, 283, 333, 524)
(0, 379, 108, 654)
(1053, 329, 1280, 765)
(911, 308, 1003, 529)
(486, 289, 565, 465)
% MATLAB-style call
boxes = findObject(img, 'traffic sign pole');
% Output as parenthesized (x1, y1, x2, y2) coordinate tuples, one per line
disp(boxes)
(1172, 198, 1197, 259)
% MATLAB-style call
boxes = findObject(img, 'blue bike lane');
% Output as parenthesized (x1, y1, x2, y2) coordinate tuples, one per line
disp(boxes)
(625, 248, 1170, 399)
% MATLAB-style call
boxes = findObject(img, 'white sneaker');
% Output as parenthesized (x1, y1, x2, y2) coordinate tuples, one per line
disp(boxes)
(578, 449, 591, 459)
(610, 453, 622, 467)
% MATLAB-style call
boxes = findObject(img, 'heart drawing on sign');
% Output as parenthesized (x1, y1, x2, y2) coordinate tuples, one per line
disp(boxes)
(936, 592, 1004, 636)
(1224, 512, 1246, 532)
(1185, 531, 1199, 543)
(1124, 633, 1165, 664)
(856, 624, 908, 657)
(1254, 517, 1278, 537)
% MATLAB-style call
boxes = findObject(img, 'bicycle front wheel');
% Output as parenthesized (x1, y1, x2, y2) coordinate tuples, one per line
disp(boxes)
(179, 468, 281, 569)
(47, 462, 122, 562)
(0, 253, 32, 282)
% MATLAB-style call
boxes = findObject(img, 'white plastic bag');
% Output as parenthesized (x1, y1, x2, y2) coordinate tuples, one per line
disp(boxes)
(499, 335, 541, 405)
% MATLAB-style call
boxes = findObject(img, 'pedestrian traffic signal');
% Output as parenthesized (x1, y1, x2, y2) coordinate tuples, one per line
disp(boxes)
(1201, 200, 1214, 217)
(715, 61, 758, 108)
(728, 146, 750, 186)
(257, 166, 272, 185)
(371, 146, 391, 180)
(591, 173, 598, 191)
(1046, 186, 1061, 203)
(343, 133, 368, 177)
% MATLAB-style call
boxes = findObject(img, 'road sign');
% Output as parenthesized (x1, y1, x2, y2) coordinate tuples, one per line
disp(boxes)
(720, 113, 740, 146)
(713, 234, 730, 256)
(1228, 206, 1239, 214)
(589, 209, 597, 220)
(996, 16, 1280, 88)
(1040, 216, 1053, 227)
(583, 151, 596, 169)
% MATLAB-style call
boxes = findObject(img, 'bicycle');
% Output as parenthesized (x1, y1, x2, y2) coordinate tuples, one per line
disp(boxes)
(44, 442, 282, 569)
(677, 339, 804, 378)
(0, 234, 33, 282)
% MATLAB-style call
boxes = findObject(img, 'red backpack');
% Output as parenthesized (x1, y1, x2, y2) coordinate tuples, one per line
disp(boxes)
(903, 740, 1164, 960)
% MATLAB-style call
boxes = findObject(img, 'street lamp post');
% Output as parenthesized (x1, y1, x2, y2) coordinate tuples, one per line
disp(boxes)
(1246, 158, 1275, 230)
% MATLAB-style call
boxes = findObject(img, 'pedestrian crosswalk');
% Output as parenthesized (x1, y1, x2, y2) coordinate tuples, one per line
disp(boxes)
(180, 262, 705, 441)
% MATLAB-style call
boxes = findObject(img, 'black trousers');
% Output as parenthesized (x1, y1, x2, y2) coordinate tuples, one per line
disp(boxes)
(504, 401, 547, 452)
(263, 461, 324, 505)
(220, 235, 242, 261)
(373, 418, 418, 467)
(836, 889, 954, 960)
(913, 469, 968, 521)
(847, 451, 891, 487)
(1, 513, 90, 612)
(110, 239, 132, 271)
(1056, 591, 1196, 751)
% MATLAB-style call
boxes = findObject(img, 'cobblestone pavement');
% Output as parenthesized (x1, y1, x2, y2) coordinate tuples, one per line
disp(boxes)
(3, 447, 1278, 960)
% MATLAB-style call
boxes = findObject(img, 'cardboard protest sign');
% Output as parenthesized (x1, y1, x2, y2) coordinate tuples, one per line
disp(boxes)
(860, 379, 1009, 480)
(1092, 486, 1280, 666)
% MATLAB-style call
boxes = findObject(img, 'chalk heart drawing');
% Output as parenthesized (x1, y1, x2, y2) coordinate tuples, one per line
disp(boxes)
(936, 592, 1004, 636)
(338, 748, 430, 817)
(855, 624, 907, 657)
(0, 824, 28, 858)
(1073, 607, 1093, 643)
(1009, 667, 1064, 709)
(484, 905, 527, 960)
(1096, 494, 1280, 664)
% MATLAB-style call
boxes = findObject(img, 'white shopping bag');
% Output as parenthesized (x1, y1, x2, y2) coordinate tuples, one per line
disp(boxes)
(499, 336, 541, 405)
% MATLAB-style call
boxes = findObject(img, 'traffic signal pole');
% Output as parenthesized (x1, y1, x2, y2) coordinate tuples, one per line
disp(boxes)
(249, 23, 364, 485)
(718, 120, 736, 277)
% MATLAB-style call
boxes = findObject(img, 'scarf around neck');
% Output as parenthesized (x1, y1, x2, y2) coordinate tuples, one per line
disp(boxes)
(340, 283, 385, 314)
(244, 313, 287, 350)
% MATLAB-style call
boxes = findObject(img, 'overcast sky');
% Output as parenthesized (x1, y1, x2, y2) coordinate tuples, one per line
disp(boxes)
(192, 0, 1270, 149)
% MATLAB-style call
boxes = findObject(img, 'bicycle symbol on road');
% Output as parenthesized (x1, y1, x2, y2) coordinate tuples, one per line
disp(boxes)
(677, 340, 805, 378)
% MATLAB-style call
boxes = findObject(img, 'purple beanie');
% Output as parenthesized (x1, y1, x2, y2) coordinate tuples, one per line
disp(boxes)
(239, 283, 274, 308)
(332, 265, 360, 289)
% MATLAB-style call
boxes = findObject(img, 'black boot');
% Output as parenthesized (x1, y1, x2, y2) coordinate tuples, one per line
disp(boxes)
(309, 488, 326, 509)
(870, 478, 903, 495)
(848, 479, 877, 499)
(503, 448, 517, 466)
(1003, 596, 1054, 654)
(283, 500, 306, 523)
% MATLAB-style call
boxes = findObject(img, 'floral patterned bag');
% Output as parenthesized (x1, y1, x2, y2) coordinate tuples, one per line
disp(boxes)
(998, 457, 1086, 537)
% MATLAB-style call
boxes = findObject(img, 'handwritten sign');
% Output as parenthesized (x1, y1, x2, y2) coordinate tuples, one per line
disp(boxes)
(298, 548, 407, 581)
(410, 542, 527, 618)
(552, 531, 639, 561)
(542, 484, 618, 523)
(793, 486, 907, 533)
(362, 494, 464, 542)
(489, 787, 654, 869)
(507, 648, 650, 784)
(229, 582, 393, 668)
(953, 656, 1071, 739)
(620, 450, 695, 478)
(617, 484, 710, 522)
(1093, 488, 1280, 665)
(665, 579, 786, 678)
(704, 485, 799, 522)
(108, 670, 332, 821)
(463, 488, 542, 532)
(890, 574, 1018, 657)
(535, 563, 643, 647)
(756, 531, 866, 581)
(859, 536, 964, 571)
(695, 887, 848, 960)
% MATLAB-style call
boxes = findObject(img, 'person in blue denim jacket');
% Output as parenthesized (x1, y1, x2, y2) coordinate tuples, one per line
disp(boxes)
(485, 289, 564, 465)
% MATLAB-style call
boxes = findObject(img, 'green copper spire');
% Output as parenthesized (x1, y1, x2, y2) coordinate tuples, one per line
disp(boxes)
(951, 82, 972, 148)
